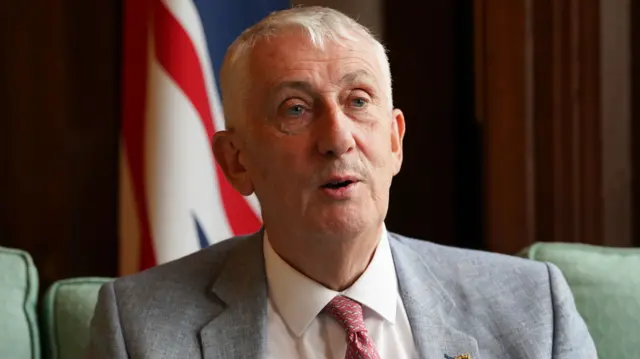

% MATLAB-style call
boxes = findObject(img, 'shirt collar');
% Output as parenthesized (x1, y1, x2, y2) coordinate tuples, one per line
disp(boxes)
(263, 226, 398, 337)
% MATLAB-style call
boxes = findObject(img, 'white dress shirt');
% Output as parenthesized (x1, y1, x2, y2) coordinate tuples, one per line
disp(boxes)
(263, 226, 418, 359)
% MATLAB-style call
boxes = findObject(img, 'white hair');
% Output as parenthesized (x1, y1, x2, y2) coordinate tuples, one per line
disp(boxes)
(219, 6, 393, 128)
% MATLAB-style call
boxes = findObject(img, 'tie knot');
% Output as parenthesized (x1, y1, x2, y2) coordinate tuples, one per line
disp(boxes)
(323, 296, 367, 333)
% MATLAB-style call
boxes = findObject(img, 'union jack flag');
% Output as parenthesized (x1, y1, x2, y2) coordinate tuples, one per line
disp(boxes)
(119, 0, 288, 274)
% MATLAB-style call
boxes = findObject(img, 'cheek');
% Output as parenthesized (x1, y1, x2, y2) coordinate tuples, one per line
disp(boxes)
(241, 135, 274, 184)
(246, 135, 310, 186)
(357, 122, 393, 167)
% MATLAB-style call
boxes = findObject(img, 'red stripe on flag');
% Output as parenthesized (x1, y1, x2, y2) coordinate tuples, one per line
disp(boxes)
(153, 0, 261, 235)
(122, 0, 157, 269)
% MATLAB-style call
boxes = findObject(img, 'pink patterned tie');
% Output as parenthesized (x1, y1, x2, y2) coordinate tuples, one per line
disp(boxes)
(323, 296, 382, 359)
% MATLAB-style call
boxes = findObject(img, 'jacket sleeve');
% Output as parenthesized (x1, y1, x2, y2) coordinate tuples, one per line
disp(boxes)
(85, 281, 129, 359)
(546, 263, 598, 358)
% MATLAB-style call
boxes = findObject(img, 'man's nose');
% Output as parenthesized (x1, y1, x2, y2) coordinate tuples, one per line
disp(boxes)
(315, 107, 356, 157)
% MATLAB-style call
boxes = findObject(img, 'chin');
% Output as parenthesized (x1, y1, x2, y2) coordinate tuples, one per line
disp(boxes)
(310, 207, 372, 238)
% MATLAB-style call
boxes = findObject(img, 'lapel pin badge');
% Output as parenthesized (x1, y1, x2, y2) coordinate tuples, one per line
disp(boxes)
(444, 354, 471, 359)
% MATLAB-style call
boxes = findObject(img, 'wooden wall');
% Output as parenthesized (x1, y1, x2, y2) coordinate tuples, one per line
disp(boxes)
(0, 3, 121, 291)
(633, 0, 640, 244)
(476, 0, 639, 253)
(384, 0, 483, 250)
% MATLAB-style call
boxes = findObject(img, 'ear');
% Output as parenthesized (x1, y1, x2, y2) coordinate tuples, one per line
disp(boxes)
(212, 130, 255, 196)
(390, 108, 406, 176)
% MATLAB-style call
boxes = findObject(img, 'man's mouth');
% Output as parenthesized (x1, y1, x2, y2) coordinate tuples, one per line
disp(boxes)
(319, 176, 359, 198)
(321, 179, 355, 189)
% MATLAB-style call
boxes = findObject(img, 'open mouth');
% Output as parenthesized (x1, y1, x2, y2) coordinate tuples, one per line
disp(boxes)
(321, 179, 355, 189)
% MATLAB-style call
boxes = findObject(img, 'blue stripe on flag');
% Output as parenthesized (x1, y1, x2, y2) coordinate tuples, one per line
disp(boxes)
(192, 0, 291, 92)
(189, 0, 288, 250)
(193, 214, 211, 249)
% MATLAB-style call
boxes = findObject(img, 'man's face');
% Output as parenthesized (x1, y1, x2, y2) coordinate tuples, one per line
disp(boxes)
(222, 30, 405, 238)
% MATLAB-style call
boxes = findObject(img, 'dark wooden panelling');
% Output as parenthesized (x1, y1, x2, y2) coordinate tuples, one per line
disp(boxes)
(477, 0, 633, 253)
(633, 0, 640, 246)
(475, 0, 532, 254)
(530, 0, 603, 246)
(600, 0, 633, 247)
(0, 2, 120, 292)
(384, 1, 481, 249)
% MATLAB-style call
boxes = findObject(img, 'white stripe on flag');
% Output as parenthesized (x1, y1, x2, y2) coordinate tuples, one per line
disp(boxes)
(161, 0, 263, 223)
(145, 33, 233, 264)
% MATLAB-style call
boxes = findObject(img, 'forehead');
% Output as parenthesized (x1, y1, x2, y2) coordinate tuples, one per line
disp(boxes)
(247, 30, 384, 88)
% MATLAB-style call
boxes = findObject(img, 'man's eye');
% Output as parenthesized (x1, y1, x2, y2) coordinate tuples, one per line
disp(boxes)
(285, 104, 306, 117)
(351, 98, 368, 108)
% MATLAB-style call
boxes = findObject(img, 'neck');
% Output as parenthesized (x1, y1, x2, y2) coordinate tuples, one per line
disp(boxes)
(266, 224, 384, 291)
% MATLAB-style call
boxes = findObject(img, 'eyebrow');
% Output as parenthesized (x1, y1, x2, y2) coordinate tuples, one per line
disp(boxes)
(271, 81, 315, 95)
(338, 69, 376, 86)
(270, 70, 378, 97)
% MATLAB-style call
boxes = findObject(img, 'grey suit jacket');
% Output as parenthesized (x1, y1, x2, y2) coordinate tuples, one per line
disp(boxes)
(86, 231, 597, 359)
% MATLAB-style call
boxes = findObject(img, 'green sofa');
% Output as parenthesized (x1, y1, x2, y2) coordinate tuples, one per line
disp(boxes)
(0, 246, 40, 359)
(0, 246, 111, 359)
(42, 278, 113, 359)
(1, 243, 639, 358)
(519, 242, 640, 358)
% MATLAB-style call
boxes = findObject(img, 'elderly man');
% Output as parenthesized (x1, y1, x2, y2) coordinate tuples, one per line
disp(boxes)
(87, 6, 596, 359)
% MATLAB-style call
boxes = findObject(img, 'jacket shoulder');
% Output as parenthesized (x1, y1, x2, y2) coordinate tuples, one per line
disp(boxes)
(390, 232, 549, 277)
(390, 232, 563, 351)
(111, 234, 253, 300)
(389, 232, 555, 316)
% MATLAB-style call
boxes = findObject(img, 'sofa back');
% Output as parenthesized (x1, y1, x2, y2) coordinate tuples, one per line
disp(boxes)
(520, 242, 640, 358)
(42, 278, 112, 359)
(0, 246, 111, 359)
(0, 246, 40, 359)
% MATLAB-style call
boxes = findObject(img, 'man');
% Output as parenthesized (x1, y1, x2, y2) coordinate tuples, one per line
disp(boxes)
(87, 6, 597, 359)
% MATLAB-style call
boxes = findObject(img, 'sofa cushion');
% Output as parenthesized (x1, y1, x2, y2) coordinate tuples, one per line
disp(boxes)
(0, 246, 40, 359)
(520, 242, 640, 358)
(42, 277, 112, 359)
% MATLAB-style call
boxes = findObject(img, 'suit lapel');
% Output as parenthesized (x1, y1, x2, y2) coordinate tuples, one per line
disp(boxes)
(199, 230, 268, 359)
(197, 230, 480, 359)
(390, 234, 481, 359)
